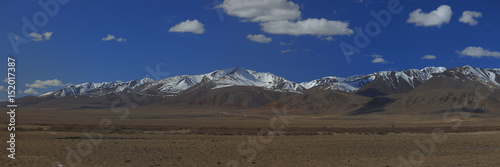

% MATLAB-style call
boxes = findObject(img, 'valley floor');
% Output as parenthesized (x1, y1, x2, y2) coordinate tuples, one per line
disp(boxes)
(1, 131, 500, 166)
(3, 107, 500, 166)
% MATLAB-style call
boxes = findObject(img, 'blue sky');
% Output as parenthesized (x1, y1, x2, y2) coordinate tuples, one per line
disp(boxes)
(1, 0, 499, 96)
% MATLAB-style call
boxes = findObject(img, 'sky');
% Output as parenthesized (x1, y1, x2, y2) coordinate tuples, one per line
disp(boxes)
(1, 0, 499, 97)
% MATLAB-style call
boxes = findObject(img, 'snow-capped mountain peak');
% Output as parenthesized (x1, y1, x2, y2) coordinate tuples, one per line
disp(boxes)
(40, 78, 154, 97)
(299, 67, 447, 92)
(299, 75, 373, 92)
(447, 65, 500, 87)
(38, 66, 500, 98)
(421, 66, 447, 74)
(140, 67, 303, 94)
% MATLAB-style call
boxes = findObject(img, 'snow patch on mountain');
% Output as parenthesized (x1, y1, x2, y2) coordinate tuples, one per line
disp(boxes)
(300, 67, 446, 92)
(421, 66, 447, 74)
(141, 67, 303, 94)
(39, 66, 500, 98)
(375, 67, 447, 89)
(40, 78, 153, 97)
(450, 65, 500, 87)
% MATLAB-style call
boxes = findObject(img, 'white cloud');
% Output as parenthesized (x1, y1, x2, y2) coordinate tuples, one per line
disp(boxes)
(407, 5, 452, 27)
(43, 32, 53, 40)
(281, 49, 293, 53)
(421, 55, 437, 60)
(261, 18, 354, 36)
(24, 88, 39, 95)
(102, 34, 116, 41)
(459, 11, 482, 26)
(318, 36, 334, 41)
(168, 19, 205, 34)
(116, 38, 127, 42)
(218, 0, 301, 22)
(279, 41, 293, 46)
(29, 33, 44, 41)
(218, 0, 352, 40)
(458, 46, 500, 58)
(371, 54, 389, 64)
(25, 79, 67, 89)
(371, 58, 387, 63)
(247, 34, 272, 43)
(102, 34, 127, 42)
(29, 32, 53, 42)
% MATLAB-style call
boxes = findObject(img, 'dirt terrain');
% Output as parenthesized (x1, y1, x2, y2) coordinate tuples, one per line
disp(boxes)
(1, 131, 500, 167)
(0, 106, 498, 166)
(14, 106, 500, 128)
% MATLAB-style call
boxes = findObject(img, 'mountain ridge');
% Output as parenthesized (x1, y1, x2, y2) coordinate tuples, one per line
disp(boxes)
(40, 66, 464, 98)
(7, 65, 500, 116)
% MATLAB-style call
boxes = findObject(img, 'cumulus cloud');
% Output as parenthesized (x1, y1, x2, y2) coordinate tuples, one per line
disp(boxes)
(218, 0, 353, 38)
(279, 41, 293, 46)
(247, 34, 272, 43)
(25, 79, 67, 89)
(281, 49, 293, 53)
(318, 36, 334, 41)
(116, 38, 127, 42)
(458, 46, 500, 58)
(29, 32, 53, 42)
(421, 55, 437, 60)
(218, 0, 301, 22)
(43, 32, 53, 40)
(30, 33, 43, 41)
(102, 34, 127, 42)
(459, 11, 482, 26)
(407, 5, 452, 27)
(261, 18, 354, 36)
(371, 54, 389, 64)
(371, 57, 387, 63)
(169, 19, 205, 34)
(24, 88, 39, 95)
(102, 34, 116, 41)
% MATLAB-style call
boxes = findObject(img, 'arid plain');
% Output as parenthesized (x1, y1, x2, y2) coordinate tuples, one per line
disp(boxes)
(2, 106, 500, 167)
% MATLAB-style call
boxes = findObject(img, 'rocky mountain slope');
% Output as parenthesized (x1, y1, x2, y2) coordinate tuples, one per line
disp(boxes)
(10, 65, 500, 115)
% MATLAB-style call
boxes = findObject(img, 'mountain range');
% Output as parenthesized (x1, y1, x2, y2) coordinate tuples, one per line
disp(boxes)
(39, 66, 452, 97)
(10, 65, 500, 115)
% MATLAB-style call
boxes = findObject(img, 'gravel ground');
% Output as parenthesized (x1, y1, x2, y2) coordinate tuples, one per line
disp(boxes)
(2, 131, 500, 167)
